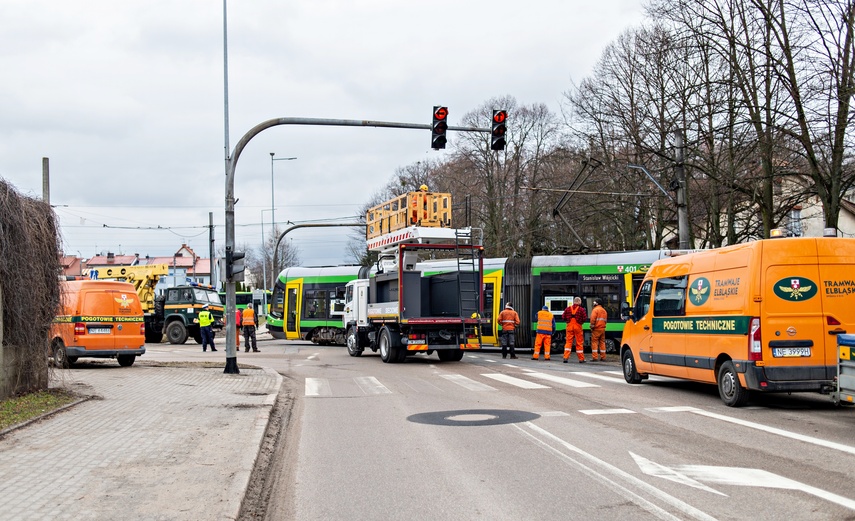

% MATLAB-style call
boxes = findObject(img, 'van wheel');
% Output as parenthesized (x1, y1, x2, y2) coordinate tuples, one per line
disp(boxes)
(346, 327, 362, 357)
(717, 361, 749, 407)
(622, 349, 642, 384)
(166, 322, 188, 344)
(117, 355, 136, 367)
(52, 341, 70, 368)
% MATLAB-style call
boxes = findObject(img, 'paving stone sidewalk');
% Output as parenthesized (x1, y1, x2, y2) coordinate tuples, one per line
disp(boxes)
(0, 364, 282, 521)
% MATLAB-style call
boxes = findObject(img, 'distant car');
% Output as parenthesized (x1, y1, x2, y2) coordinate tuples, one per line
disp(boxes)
(50, 280, 146, 367)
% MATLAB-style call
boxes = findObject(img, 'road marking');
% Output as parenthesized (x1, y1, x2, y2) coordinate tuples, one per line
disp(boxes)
(307, 353, 319, 361)
(539, 411, 570, 417)
(525, 372, 599, 388)
(482, 373, 550, 389)
(574, 372, 626, 383)
(439, 374, 497, 391)
(646, 406, 699, 413)
(354, 376, 392, 395)
(305, 378, 331, 397)
(579, 408, 636, 415)
(484, 359, 497, 363)
(632, 452, 855, 511)
(517, 423, 718, 521)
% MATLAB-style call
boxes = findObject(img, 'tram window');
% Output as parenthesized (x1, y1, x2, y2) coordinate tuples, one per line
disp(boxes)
(304, 289, 327, 319)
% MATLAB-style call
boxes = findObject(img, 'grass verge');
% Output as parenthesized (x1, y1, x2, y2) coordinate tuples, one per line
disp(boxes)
(0, 388, 79, 432)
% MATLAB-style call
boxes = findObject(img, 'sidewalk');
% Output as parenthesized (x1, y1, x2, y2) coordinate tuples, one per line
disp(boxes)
(0, 363, 282, 521)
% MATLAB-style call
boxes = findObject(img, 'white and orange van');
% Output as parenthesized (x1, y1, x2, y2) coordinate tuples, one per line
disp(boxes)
(620, 237, 855, 406)
(50, 280, 146, 367)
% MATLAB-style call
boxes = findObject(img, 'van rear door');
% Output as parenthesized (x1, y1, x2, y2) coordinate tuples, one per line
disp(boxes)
(817, 239, 855, 377)
(111, 289, 144, 349)
(763, 252, 827, 381)
(81, 290, 119, 351)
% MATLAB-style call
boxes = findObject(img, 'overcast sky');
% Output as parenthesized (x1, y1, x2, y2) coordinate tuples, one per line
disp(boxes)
(1, 0, 646, 267)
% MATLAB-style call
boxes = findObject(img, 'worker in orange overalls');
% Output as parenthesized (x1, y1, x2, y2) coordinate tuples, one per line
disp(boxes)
(234, 308, 242, 349)
(532, 305, 555, 361)
(589, 297, 608, 361)
(497, 303, 521, 359)
(563, 297, 588, 363)
(242, 304, 259, 353)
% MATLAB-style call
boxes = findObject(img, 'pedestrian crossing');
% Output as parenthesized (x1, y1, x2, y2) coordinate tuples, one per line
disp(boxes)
(304, 367, 628, 398)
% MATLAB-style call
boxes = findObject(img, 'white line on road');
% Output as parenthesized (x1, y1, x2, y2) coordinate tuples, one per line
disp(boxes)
(574, 372, 627, 383)
(482, 373, 550, 389)
(525, 372, 600, 388)
(517, 423, 718, 521)
(305, 378, 331, 397)
(439, 374, 497, 391)
(354, 376, 392, 395)
(579, 408, 636, 415)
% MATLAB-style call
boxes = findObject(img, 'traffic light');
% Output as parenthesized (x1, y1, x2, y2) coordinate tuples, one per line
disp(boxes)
(225, 247, 246, 282)
(491, 109, 507, 151)
(431, 106, 448, 149)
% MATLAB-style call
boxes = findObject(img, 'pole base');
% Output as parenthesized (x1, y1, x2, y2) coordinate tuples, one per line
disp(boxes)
(224, 357, 240, 374)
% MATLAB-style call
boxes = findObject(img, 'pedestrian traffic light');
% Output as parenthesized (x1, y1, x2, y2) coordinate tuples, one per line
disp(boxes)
(491, 110, 507, 151)
(431, 106, 448, 150)
(226, 247, 246, 282)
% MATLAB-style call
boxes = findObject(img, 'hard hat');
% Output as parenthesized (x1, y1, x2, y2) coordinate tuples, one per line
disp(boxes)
(419, 184, 428, 191)
(542, 305, 549, 310)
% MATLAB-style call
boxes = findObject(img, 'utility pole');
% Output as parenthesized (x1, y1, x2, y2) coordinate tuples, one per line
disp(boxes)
(209, 212, 216, 289)
(42, 157, 50, 205)
(674, 129, 690, 249)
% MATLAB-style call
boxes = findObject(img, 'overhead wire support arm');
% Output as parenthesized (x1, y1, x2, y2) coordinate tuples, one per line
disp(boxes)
(551, 158, 602, 250)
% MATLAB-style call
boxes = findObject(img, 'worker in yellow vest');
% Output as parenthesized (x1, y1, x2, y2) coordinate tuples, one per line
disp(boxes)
(198, 304, 216, 352)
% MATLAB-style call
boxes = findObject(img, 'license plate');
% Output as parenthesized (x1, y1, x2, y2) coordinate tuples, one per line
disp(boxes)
(772, 347, 811, 357)
(88, 327, 112, 334)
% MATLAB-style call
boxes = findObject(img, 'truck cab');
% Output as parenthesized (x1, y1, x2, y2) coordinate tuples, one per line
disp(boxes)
(161, 282, 224, 344)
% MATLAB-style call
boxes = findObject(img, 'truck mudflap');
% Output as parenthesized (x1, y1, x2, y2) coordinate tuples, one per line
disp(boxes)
(741, 361, 836, 393)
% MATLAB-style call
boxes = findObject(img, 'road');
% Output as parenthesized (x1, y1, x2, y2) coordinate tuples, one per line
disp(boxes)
(145, 338, 855, 521)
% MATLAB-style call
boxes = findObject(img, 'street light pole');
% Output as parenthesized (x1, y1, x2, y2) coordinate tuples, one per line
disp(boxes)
(260, 208, 274, 292)
(270, 153, 297, 230)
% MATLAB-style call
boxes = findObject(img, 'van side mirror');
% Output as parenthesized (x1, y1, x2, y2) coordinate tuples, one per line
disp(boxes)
(620, 302, 631, 321)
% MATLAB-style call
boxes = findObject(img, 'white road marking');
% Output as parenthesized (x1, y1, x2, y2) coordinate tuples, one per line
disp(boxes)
(307, 353, 319, 360)
(579, 408, 636, 415)
(646, 406, 699, 413)
(484, 359, 497, 363)
(354, 376, 392, 395)
(574, 372, 626, 383)
(631, 452, 725, 495)
(482, 373, 550, 389)
(517, 423, 718, 521)
(439, 374, 497, 391)
(539, 411, 570, 417)
(525, 372, 600, 388)
(305, 378, 331, 397)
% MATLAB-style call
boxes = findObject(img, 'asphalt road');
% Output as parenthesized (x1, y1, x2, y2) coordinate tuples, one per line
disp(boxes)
(145, 338, 855, 521)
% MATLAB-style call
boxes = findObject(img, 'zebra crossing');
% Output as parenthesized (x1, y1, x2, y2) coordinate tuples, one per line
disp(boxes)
(304, 368, 628, 398)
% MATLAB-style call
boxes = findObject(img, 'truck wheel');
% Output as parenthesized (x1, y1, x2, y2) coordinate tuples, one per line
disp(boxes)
(117, 355, 136, 367)
(605, 338, 617, 354)
(193, 331, 203, 344)
(622, 349, 642, 384)
(346, 327, 362, 357)
(437, 349, 464, 362)
(379, 327, 401, 363)
(717, 360, 749, 407)
(145, 327, 163, 344)
(52, 340, 70, 368)
(166, 321, 188, 344)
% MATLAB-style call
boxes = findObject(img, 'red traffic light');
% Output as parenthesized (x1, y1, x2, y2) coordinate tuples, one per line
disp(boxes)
(434, 106, 448, 120)
(493, 110, 507, 124)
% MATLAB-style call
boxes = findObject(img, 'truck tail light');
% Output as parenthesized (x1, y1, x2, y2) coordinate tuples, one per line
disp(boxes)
(408, 333, 427, 345)
(140, 323, 146, 335)
(74, 322, 85, 335)
(748, 317, 762, 361)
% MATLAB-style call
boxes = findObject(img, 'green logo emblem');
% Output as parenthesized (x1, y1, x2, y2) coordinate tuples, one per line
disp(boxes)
(689, 277, 711, 306)
(773, 277, 817, 301)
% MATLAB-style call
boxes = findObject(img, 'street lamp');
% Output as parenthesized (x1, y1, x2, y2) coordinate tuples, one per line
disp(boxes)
(269, 152, 297, 229)
(260, 208, 274, 293)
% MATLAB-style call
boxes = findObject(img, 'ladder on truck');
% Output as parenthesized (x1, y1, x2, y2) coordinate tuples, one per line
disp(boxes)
(456, 228, 483, 346)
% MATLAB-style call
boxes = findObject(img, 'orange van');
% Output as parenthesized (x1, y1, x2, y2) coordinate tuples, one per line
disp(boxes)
(50, 280, 146, 367)
(620, 237, 855, 406)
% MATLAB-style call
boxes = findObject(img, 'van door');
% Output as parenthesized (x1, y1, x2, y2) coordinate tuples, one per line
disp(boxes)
(818, 255, 855, 378)
(650, 276, 688, 378)
(111, 289, 143, 349)
(81, 290, 119, 351)
(763, 264, 826, 380)
(627, 279, 655, 374)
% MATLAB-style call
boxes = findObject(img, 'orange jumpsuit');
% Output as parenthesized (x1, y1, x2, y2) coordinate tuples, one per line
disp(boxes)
(532, 309, 555, 360)
(563, 304, 587, 361)
(589, 303, 608, 361)
(235, 309, 242, 348)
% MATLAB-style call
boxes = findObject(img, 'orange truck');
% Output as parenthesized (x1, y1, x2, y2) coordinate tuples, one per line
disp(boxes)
(50, 279, 146, 367)
(620, 236, 855, 406)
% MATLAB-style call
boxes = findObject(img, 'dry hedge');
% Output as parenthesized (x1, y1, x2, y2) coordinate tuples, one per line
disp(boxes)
(0, 179, 61, 397)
